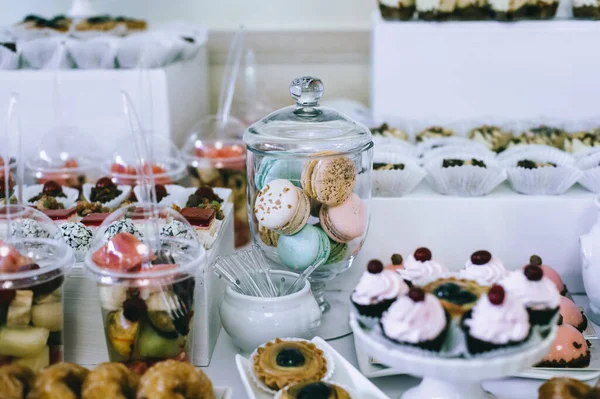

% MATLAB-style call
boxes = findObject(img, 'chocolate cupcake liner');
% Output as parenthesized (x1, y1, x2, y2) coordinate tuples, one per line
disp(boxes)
(424, 152, 506, 197)
(372, 153, 425, 197)
(18, 184, 80, 209)
(577, 152, 600, 193)
(249, 338, 335, 394)
(527, 307, 560, 326)
(19, 37, 73, 69)
(461, 310, 533, 355)
(67, 36, 119, 69)
(82, 183, 132, 210)
(275, 382, 356, 399)
(351, 295, 396, 326)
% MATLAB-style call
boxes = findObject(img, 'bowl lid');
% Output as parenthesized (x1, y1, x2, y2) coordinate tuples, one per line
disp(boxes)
(243, 76, 372, 156)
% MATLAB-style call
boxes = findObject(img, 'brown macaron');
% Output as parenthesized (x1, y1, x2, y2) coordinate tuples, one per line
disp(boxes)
(301, 155, 357, 206)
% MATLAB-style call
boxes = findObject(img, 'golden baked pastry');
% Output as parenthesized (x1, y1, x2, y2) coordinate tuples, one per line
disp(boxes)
(279, 381, 351, 399)
(28, 362, 89, 399)
(422, 277, 488, 319)
(0, 364, 35, 399)
(253, 338, 328, 391)
(137, 360, 214, 399)
(538, 377, 595, 399)
(81, 362, 138, 399)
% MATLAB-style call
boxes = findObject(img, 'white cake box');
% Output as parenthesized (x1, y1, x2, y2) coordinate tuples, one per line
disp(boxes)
(63, 190, 234, 367)
(371, 16, 600, 121)
(0, 47, 209, 157)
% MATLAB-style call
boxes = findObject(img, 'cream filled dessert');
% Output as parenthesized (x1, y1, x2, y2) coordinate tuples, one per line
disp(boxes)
(380, 287, 449, 351)
(416, 0, 457, 19)
(460, 250, 508, 285)
(536, 319, 590, 368)
(501, 265, 560, 325)
(468, 125, 512, 152)
(489, 0, 528, 20)
(379, 0, 416, 21)
(462, 284, 530, 354)
(528, 0, 559, 19)
(397, 247, 448, 284)
(415, 126, 455, 141)
(559, 296, 588, 333)
(454, 0, 489, 19)
(352, 260, 408, 319)
(564, 129, 600, 153)
(370, 123, 409, 141)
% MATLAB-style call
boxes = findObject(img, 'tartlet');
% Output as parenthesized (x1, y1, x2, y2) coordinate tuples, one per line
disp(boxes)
(252, 339, 329, 391)
(277, 381, 352, 399)
(423, 277, 487, 319)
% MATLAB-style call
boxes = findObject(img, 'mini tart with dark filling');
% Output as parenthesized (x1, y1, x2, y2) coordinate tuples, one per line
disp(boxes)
(423, 278, 488, 319)
(278, 381, 351, 399)
(253, 339, 328, 391)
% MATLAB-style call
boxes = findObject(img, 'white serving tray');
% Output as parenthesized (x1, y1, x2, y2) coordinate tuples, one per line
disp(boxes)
(235, 337, 389, 399)
(214, 387, 234, 399)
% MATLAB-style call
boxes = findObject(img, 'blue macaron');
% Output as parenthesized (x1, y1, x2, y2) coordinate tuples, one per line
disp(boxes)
(277, 224, 331, 271)
(255, 158, 303, 190)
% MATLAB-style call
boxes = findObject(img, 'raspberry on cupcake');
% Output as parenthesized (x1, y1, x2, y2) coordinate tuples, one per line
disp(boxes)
(397, 247, 448, 285)
(462, 284, 531, 355)
(380, 287, 450, 351)
(459, 250, 508, 286)
(501, 264, 560, 326)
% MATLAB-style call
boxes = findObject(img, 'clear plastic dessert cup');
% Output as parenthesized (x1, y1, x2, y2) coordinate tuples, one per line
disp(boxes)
(0, 205, 74, 372)
(84, 204, 205, 372)
(26, 126, 100, 190)
(182, 116, 250, 248)
(103, 134, 187, 186)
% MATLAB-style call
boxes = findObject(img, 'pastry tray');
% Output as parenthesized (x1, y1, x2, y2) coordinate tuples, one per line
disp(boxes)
(235, 337, 388, 399)
(214, 387, 233, 399)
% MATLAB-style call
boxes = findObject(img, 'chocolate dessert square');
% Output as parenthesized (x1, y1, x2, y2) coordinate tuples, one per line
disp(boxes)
(180, 207, 216, 228)
(81, 213, 110, 227)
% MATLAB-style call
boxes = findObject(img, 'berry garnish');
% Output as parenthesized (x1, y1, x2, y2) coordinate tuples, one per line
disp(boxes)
(95, 177, 115, 189)
(297, 382, 333, 399)
(471, 250, 491, 265)
(122, 297, 147, 322)
(488, 284, 505, 305)
(529, 255, 542, 266)
(42, 181, 62, 196)
(276, 347, 306, 368)
(414, 247, 432, 262)
(408, 287, 425, 302)
(524, 264, 543, 281)
(16, 263, 40, 272)
(154, 184, 168, 202)
(391, 254, 403, 265)
(367, 260, 384, 274)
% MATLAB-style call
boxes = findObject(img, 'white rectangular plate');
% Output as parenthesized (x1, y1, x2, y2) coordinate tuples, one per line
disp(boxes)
(236, 337, 389, 399)
(214, 387, 233, 399)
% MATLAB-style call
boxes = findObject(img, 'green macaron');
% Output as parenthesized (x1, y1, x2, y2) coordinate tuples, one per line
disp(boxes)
(326, 240, 347, 265)
(255, 158, 303, 191)
(277, 224, 331, 271)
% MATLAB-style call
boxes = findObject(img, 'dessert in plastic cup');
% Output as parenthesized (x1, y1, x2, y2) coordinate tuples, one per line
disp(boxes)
(85, 205, 205, 371)
(0, 206, 73, 372)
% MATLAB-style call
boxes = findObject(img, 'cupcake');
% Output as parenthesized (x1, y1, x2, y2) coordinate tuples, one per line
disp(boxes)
(371, 124, 409, 141)
(462, 284, 531, 355)
(459, 250, 508, 285)
(527, 255, 567, 295)
(564, 129, 600, 153)
(372, 154, 426, 197)
(501, 265, 560, 326)
(351, 260, 409, 321)
(397, 247, 448, 285)
(277, 382, 352, 399)
(510, 126, 567, 150)
(528, 0, 559, 19)
(415, 126, 455, 142)
(573, 0, 600, 18)
(559, 296, 588, 333)
(468, 125, 513, 153)
(505, 153, 582, 195)
(385, 253, 404, 272)
(379, 0, 417, 20)
(536, 318, 590, 368)
(380, 287, 450, 351)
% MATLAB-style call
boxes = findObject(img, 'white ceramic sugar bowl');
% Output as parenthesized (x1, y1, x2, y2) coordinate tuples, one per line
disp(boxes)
(219, 270, 322, 352)
(581, 196, 600, 324)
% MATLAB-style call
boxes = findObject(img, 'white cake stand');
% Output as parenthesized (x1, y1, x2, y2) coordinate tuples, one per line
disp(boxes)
(351, 316, 557, 399)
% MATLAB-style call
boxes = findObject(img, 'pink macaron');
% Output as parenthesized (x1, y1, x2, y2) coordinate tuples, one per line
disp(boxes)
(319, 193, 367, 243)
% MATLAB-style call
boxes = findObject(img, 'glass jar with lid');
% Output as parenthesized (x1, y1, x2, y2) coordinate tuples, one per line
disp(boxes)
(244, 76, 373, 332)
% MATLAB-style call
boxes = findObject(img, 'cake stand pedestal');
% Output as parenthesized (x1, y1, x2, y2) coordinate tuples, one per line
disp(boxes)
(350, 316, 556, 399)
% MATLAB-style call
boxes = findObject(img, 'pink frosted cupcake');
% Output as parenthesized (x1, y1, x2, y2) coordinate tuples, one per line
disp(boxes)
(351, 260, 409, 322)
(459, 250, 508, 286)
(380, 287, 450, 352)
(501, 264, 560, 326)
(559, 296, 588, 333)
(526, 255, 567, 295)
(397, 247, 448, 286)
(462, 284, 531, 354)
(536, 318, 590, 368)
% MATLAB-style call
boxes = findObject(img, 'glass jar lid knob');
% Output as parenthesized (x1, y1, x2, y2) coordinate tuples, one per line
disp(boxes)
(290, 76, 324, 107)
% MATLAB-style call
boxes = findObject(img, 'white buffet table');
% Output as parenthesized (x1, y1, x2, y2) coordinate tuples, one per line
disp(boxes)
(203, 294, 599, 399)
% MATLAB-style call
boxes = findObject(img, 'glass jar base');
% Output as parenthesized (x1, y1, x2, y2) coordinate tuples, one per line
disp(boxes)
(311, 283, 353, 340)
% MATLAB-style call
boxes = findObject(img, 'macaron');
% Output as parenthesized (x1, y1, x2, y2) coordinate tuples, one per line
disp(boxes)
(320, 193, 367, 243)
(254, 179, 310, 235)
(301, 154, 357, 206)
(258, 223, 279, 247)
(277, 224, 331, 271)
(255, 158, 303, 190)
(326, 240, 347, 264)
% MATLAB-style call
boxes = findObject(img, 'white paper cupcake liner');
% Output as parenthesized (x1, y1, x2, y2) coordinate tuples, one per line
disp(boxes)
(417, 137, 487, 157)
(424, 152, 506, 197)
(574, 147, 600, 160)
(419, 145, 495, 167)
(11, 24, 62, 41)
(275, 382, 356, 399)
(249, 338, 335, 394)
(19, 37, 72, 69)
(67, 36, 119, 69)
(0, 45, 19, 70)
(82, 183, 131, 209)
(373, 137, 419, 158)
(497, 145, 575, 166)
(578, 152, 600, 193)
(18, 184, 80, 209)
(69, 23, 128, 40)
(372, 153, 425, 197)
(117, 32, 181, 68)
